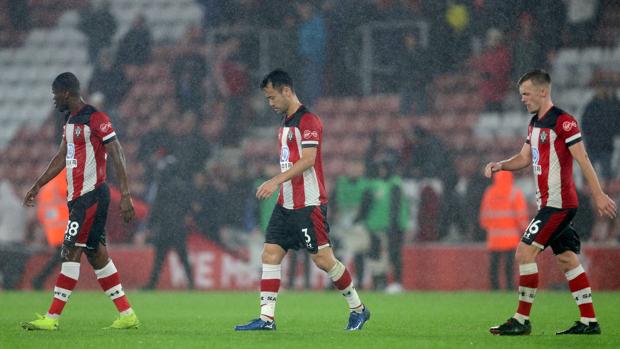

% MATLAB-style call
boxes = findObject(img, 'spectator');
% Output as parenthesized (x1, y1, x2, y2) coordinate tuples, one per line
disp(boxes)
(397, 31, 432, 115)
(296, 2, 327, 107)
(143, 160, 193, 290)
(471, 28, 511, 112)
(116, 14, 152, 66)
(7, 0, 31, 32)
(0, 180, 28, 290)
(78, 0, 117, 63)
(581, 77, 620, 182)
(172, 48, 208, 115)
(479, 171, 528, 290)
(88, 48, 130, 111)
(214, 39, 251, 146)
(512, 13, 544, 82)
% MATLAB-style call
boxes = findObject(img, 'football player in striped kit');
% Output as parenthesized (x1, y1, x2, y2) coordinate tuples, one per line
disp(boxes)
(485, 70, 617, 335)
(21, 72, 139, 331)
(235, 69, 370, 331)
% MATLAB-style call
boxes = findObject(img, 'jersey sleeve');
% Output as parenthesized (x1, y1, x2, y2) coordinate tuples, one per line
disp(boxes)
(556, 114, 582, 147)
(299, 114, 322, 148)
(525, 116, 536, 144)
(90, 111, 117, 144)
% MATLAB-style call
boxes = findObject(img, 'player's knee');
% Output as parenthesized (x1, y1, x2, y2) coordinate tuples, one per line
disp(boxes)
(261, 250, 281, 264)
(60, 245, 80, 262)
(515, 245, 537, 264)
(556, 252, 578, 269)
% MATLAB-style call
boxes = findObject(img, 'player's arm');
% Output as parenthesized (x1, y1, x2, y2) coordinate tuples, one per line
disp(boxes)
(105, 138, 135, 222)
(484, 142, 532, 178)
(569, 142, 617, 219)
(24, 139, 67, 207)
(256, 147, 317, 200)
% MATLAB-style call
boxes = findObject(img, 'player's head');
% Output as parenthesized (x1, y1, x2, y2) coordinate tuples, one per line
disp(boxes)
(260, 69, 295, 115)
(517, 69, 551, 114)
(52, 72, 80, 112)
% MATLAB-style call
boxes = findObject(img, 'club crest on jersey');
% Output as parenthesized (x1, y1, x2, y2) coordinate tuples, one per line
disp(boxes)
(540, 131, 547, 143)
(75, 126, 81, 137)
(287, 131, 294, 141)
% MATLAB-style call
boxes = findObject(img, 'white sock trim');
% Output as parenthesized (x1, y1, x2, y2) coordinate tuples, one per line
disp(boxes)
(262, 264, 281, 280)
(95, 260, 117, 279)
(514, 313, 529, 324)
(61, 261, 80, 280)
(327, 261, 346, 281)
(519, 263, 538, 275)
(580, 317, 596, 325)
(565, 265, 585, 281)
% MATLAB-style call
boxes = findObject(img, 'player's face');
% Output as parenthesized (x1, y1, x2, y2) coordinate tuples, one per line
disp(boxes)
(263, 84, 289, 115)
(519, 80, 545, 114)
(52, 88, 69, 112)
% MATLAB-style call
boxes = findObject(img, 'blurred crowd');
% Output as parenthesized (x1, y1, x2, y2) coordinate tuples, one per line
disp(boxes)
(1, 0, 619, 291)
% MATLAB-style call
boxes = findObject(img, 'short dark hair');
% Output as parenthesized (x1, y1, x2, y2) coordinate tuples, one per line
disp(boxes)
(260, 69, 293, 91)
(52, 72, 80, 95)
(518, 69, 551, 87)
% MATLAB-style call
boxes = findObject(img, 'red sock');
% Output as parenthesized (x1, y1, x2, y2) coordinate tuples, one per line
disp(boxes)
(566, 265, 596, 323)
(515, 263, 538, 322)
(48, 262, 80, 317)
(328, 261, 363, 312)
(95, 261, 132, 314)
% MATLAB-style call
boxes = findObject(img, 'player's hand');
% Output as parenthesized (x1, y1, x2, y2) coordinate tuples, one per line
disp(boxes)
(256, 179, 278, 200)
(593, 192, 617, 219)
(120, 195, 135, 223)
(484, 162, 502, 178)
(23, 184, 40, 207)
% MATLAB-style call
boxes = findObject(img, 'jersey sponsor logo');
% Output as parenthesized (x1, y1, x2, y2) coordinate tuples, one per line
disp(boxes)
(532, 147, 542, 175)
(280, 145, 292, 171)
(100, 122, 112, 133)
(303, 129, 319, 139)
(66, 143, 77, 168)
(563, 121, 577, 132)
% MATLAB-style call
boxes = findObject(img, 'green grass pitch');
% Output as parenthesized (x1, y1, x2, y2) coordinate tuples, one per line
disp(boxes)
(2, 291, 619, 349)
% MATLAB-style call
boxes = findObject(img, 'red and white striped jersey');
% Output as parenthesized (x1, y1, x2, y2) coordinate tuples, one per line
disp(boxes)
(63, 105, 116, 202)
(526, 106, 581, 209)
(277, 105, 328, 209)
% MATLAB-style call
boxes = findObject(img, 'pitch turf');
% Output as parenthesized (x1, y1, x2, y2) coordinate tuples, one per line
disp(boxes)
(2, 291, 619, 349)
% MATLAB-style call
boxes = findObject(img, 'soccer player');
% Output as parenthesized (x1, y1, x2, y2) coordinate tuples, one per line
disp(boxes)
(21, 72, 139, 331)
(485, 70, 617, 335)
(235, 69, 370, 331)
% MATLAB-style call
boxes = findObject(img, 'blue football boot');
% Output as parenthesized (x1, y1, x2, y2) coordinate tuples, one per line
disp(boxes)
(345, 307, 371, 330)
(235, 318, 276, 331)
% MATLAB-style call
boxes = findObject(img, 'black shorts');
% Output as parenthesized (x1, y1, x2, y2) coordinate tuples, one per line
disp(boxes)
(265, 204, 331, 254)
(64, 183, 110, 250)
(521, 206, 580, 255)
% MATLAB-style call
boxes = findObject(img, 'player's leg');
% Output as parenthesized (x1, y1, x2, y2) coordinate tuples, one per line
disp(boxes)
(236, 204, 289, 331)
(303, 205, 369, 330)
(86, 242, 139, 329)
(310, 246, 370, 330)
(22, 194, 92, 331)
(551, 226, 601, 335)
(21, 244, 82, 331)
(86, 184, 138, 329)
(491, 207, 575, 335)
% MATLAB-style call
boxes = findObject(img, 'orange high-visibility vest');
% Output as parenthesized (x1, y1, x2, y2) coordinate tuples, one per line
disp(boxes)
(479, 171, 528, 251)
(36, 169, 69, 247)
